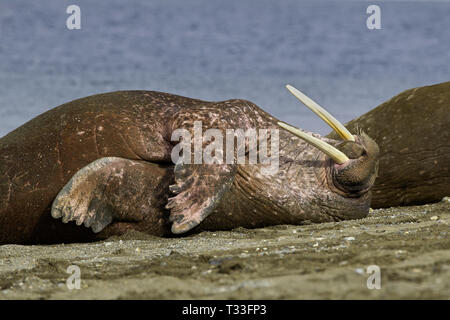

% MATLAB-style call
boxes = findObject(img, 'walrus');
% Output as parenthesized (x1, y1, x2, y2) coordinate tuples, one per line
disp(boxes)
(0, 86, 379, 244)
(327, 81, 450, 208)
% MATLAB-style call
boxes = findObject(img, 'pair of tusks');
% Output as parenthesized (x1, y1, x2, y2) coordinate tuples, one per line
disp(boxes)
(278, 85, 354, 164)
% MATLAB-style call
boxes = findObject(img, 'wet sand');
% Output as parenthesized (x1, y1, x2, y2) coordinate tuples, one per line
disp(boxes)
(0, 199, 449, 300)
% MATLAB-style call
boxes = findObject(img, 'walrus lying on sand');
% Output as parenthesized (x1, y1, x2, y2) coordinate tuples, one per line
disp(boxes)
(0, 82, 448, 244)
(0, 85, 380, 244)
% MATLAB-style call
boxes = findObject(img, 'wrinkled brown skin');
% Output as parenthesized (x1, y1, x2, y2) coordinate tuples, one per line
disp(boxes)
(0, 91, 375, 244)
(328, 81, 450, 208)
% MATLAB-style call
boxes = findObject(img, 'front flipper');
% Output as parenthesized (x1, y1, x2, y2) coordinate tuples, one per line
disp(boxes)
(166, 100, 273, 234)
(167, 162, 237, 234)
(51, 157, 171, 234)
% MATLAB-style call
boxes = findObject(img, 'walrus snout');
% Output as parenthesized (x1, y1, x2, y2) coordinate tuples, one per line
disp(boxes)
(278, 84, 380, 196)
(332, 133, 380, 194)
(335, 140, 365, 159)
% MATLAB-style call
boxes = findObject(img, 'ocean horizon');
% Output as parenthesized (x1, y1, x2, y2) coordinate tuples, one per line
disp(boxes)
(1, 0, 449, 137)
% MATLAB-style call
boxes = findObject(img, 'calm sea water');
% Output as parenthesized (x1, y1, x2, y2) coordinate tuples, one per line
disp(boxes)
(0, 0, 449, 137)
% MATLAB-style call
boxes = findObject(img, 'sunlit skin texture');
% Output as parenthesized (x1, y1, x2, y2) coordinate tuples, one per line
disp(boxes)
(0, 91, 379, 244)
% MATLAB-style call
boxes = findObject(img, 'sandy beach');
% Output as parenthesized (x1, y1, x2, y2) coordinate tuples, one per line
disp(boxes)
(1, 198, 448, 300)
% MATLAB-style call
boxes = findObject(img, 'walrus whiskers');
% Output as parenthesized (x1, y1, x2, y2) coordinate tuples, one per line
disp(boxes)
(286, 84, 355, 142)
(278, 122, 349, 164)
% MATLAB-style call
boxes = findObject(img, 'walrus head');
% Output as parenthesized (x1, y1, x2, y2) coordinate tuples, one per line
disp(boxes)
(279, 85, 379, 198)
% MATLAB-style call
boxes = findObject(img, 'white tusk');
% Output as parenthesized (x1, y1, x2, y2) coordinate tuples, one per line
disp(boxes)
(278, 121, 349, 164)
(286, 84, 355, 142)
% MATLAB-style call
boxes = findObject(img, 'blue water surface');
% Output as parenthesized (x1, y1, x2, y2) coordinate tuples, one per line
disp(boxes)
(0, 0, 449, 137)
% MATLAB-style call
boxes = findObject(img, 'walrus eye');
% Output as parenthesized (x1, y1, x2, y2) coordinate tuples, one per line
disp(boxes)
(285, 85, 355, 142)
